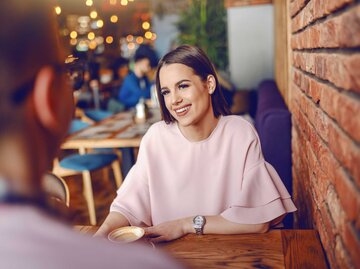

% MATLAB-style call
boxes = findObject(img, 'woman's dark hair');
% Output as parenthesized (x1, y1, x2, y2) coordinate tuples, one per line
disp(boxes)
(155, 45, 230, 124)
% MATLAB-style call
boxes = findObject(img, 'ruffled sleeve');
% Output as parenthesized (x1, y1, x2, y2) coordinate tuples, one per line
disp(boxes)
(221, 127, 297, 225)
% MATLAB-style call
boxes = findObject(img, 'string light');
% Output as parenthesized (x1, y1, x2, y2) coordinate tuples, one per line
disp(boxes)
(70, 39, 77, 46)
(120, 0, 128, 6)
(126, 35, 134, 42)
(136, 36, 144, 44)
(127, 42, 135, 50)
(86, 0, 93, 7)
(144, 31, 152, 39)
(88, 32, 95, 40)
(70, 31, 78, 39)
(90, 11, 98, 19)
(110, 15, 118, 23)
(106, 36, 114, 44)
(55, 6, 61, 15)
(96, 20, 104, 28)
(89, 40, 97, 50)
(142, 21, 150, 30)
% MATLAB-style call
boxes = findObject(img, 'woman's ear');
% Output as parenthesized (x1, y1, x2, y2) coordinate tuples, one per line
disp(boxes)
(207, 75, 216, 95)
(32, 66, 60, 133)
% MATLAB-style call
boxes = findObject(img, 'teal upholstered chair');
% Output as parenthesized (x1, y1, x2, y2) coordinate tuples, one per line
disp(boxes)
(53, 119, 123, 225)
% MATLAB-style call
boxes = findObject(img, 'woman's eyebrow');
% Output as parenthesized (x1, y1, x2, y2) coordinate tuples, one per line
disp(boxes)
(161, 79, 191, 91)
(175, 79, 191, 86)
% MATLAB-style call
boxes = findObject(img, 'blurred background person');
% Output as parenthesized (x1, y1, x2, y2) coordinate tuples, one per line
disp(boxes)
(118, 44, 158, 110)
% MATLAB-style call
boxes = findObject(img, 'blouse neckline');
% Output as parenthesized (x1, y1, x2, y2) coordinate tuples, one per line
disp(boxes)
(174, 116, 224, 144)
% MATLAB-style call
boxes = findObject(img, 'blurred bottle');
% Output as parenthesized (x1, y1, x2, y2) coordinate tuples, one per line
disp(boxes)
(150, 84, 159, 108)
(135, 98, 147, 123)
(89, 79, 100, 110)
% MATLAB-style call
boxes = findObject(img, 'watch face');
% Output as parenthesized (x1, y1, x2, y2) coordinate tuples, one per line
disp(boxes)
(193, 215, 205, 226)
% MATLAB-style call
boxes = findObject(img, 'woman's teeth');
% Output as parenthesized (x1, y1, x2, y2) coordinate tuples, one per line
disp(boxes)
(175, 106, 190, 113)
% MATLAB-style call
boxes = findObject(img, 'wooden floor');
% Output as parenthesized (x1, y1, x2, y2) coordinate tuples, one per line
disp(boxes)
(64, 169, 119, 225)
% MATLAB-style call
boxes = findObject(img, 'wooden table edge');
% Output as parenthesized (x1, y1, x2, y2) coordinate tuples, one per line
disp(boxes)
(281, 229, 328, 269)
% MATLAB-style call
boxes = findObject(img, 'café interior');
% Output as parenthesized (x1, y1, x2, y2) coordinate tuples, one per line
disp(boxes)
(14, 0, 360, 268)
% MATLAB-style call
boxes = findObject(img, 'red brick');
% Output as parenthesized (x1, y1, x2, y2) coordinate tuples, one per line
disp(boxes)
(342, 223, 360, 268)
(316, 141, 340, 185)
(292, 69, 321, 102)
(292, 0, 354, 33)
(320, 84, 360, 143)
(334, 236, 354, 269)
(309, 172, 324, 207)
(314, 208, 338, 268)
(309, 102, 329, 141)
(318, 203, 339, 255)
(326, 185, 346, 230)
(292, 5, 360, 48)
(293, 52, 360, 93)
(334, 168, 360, 222)
(328, 123, 360, 186)
(290, 0, 309, 17)
(292, 84, 350, 187)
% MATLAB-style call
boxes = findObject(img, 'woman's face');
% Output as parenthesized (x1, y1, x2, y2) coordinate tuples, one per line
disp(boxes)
(159, 63, 215, 129)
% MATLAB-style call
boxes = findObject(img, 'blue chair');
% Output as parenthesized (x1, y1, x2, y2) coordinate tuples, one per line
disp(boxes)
(82, 109, 135, 179)
(68, 119, 90, 134)
(53, 119, 123, 225)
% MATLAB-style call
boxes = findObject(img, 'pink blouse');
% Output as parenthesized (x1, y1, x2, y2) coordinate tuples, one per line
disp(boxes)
(110, 115, 296, 226)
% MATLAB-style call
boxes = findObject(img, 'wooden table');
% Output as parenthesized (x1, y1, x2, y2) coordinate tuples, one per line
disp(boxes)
(62, 108, 161, 150)
(74, 226, 328, 269)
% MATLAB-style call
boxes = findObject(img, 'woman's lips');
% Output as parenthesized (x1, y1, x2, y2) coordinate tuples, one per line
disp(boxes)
(174, 105, 191, 117)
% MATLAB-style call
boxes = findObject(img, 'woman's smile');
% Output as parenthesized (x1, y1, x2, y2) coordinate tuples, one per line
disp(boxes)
(174, 105, 191, 116)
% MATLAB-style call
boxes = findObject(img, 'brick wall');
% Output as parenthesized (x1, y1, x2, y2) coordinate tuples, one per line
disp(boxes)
(289, 0, 360, 268)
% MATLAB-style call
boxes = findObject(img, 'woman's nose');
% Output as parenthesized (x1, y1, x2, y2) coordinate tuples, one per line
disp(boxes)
(171, 91, 182, 105)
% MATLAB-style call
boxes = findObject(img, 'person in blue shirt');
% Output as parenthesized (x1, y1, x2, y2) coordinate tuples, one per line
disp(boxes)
(118, 51, 152, 109)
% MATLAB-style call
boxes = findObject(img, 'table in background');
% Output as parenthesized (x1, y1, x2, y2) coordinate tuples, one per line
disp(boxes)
(62, 108, 161, 150)
(74, 226, 328, 269)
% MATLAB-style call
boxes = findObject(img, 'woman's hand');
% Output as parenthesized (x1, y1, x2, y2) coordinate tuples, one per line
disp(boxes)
(94, 212, 130, 237)
(144, 217, 192, 243)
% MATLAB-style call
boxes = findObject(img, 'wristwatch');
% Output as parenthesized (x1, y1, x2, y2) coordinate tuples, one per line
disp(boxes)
(193, 215, 206, 235)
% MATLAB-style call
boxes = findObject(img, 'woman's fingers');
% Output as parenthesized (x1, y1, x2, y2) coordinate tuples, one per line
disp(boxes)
(149, 235, 168, 243)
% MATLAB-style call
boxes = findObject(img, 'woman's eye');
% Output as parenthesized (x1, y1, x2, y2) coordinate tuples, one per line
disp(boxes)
(178, 84, 189, 90)
(160, 90, 170, 96)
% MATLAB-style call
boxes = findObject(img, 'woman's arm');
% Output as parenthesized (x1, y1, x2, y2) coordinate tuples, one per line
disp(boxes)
(144, 215, 269, 243)
(94, 212, 130, 237)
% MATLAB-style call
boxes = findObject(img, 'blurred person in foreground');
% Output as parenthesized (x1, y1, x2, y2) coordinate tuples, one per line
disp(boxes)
(0, 1, 183, 268)
(96, 45, 297, 241)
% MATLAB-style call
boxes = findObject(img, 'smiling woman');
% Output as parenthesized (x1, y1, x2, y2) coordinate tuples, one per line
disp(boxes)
(95, 45, 297, 243)
(158, 63, 219, 141)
